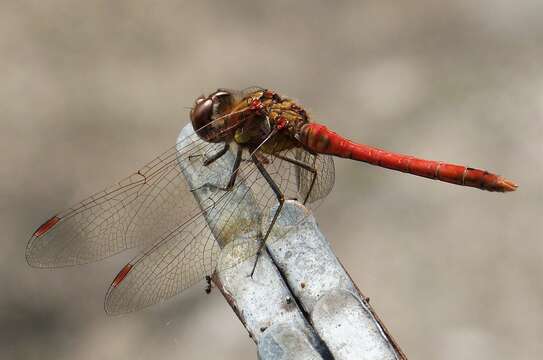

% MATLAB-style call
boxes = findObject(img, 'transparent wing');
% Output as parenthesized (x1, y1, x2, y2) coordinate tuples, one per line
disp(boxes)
(104, 216, 220, 314)
(103, 177, 263, 314)
(243, 145, 335, 213)
(281, 147, 335, 205)
(105, 134, 263, 314)
(26, 131, 222, 267)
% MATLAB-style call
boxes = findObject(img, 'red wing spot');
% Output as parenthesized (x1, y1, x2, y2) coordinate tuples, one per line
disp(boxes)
(111, 264, 133, 288)
(33, 216, 60, 237)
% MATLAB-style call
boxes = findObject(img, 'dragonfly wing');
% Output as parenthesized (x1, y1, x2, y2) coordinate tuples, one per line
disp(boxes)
(257, 147, 335, 208)
(293, 149, 335, 204)
(26, 132, 223, 268)
(104, 216, 221, 315)
(104, 157, 263, 314)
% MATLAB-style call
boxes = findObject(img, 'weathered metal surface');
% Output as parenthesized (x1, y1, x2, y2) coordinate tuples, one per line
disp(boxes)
(313, 289, 397, 360)
(258, 323, 323, 360)
(264, 201, 405, 360)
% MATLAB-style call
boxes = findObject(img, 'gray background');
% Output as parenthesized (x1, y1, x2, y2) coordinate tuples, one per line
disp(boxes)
(2, 1, 541, 359)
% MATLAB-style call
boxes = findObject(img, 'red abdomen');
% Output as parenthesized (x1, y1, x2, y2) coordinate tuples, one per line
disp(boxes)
(299, 123, 517, 192)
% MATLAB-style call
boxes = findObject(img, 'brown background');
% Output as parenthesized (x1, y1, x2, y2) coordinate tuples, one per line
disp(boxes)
(2, 1, 541, 359)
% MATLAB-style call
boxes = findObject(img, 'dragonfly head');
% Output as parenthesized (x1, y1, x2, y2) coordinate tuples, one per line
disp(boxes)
(191, 89, 235, 143)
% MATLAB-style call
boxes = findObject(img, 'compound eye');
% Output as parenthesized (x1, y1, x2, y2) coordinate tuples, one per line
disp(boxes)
(210, 90, 234, 115)
(190, 90, 234, 142)
(190, 97, 214, 140)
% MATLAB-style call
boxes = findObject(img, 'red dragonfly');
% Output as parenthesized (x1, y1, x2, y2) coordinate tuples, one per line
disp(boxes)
(27, 87, 517, 314)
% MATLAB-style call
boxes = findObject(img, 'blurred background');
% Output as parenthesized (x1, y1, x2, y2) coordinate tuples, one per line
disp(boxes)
(2, 0, 541, 359)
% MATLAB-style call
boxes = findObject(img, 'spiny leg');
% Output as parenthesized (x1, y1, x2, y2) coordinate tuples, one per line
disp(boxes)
(273, 153, 318, 205)
(250, 152, 285, 277)
(225, 144, 243, 190)
(191, 144, 243, 193)
(203, 143, 230, 166)
(188, 143, 229, 166)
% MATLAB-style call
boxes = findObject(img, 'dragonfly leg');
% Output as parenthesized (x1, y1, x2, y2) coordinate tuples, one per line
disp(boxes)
(250, 152, 285, 278)
(188, 143, 230, 166)
(203, 143, 229, 166)
(190, 145, 243, 192)
(224, 144, 243, 190)
(273, 153, 317, 205)
(240, 152, 269, 165)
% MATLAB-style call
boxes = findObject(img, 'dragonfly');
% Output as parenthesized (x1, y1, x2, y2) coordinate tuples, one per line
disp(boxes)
(27, 87, 517, 314)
